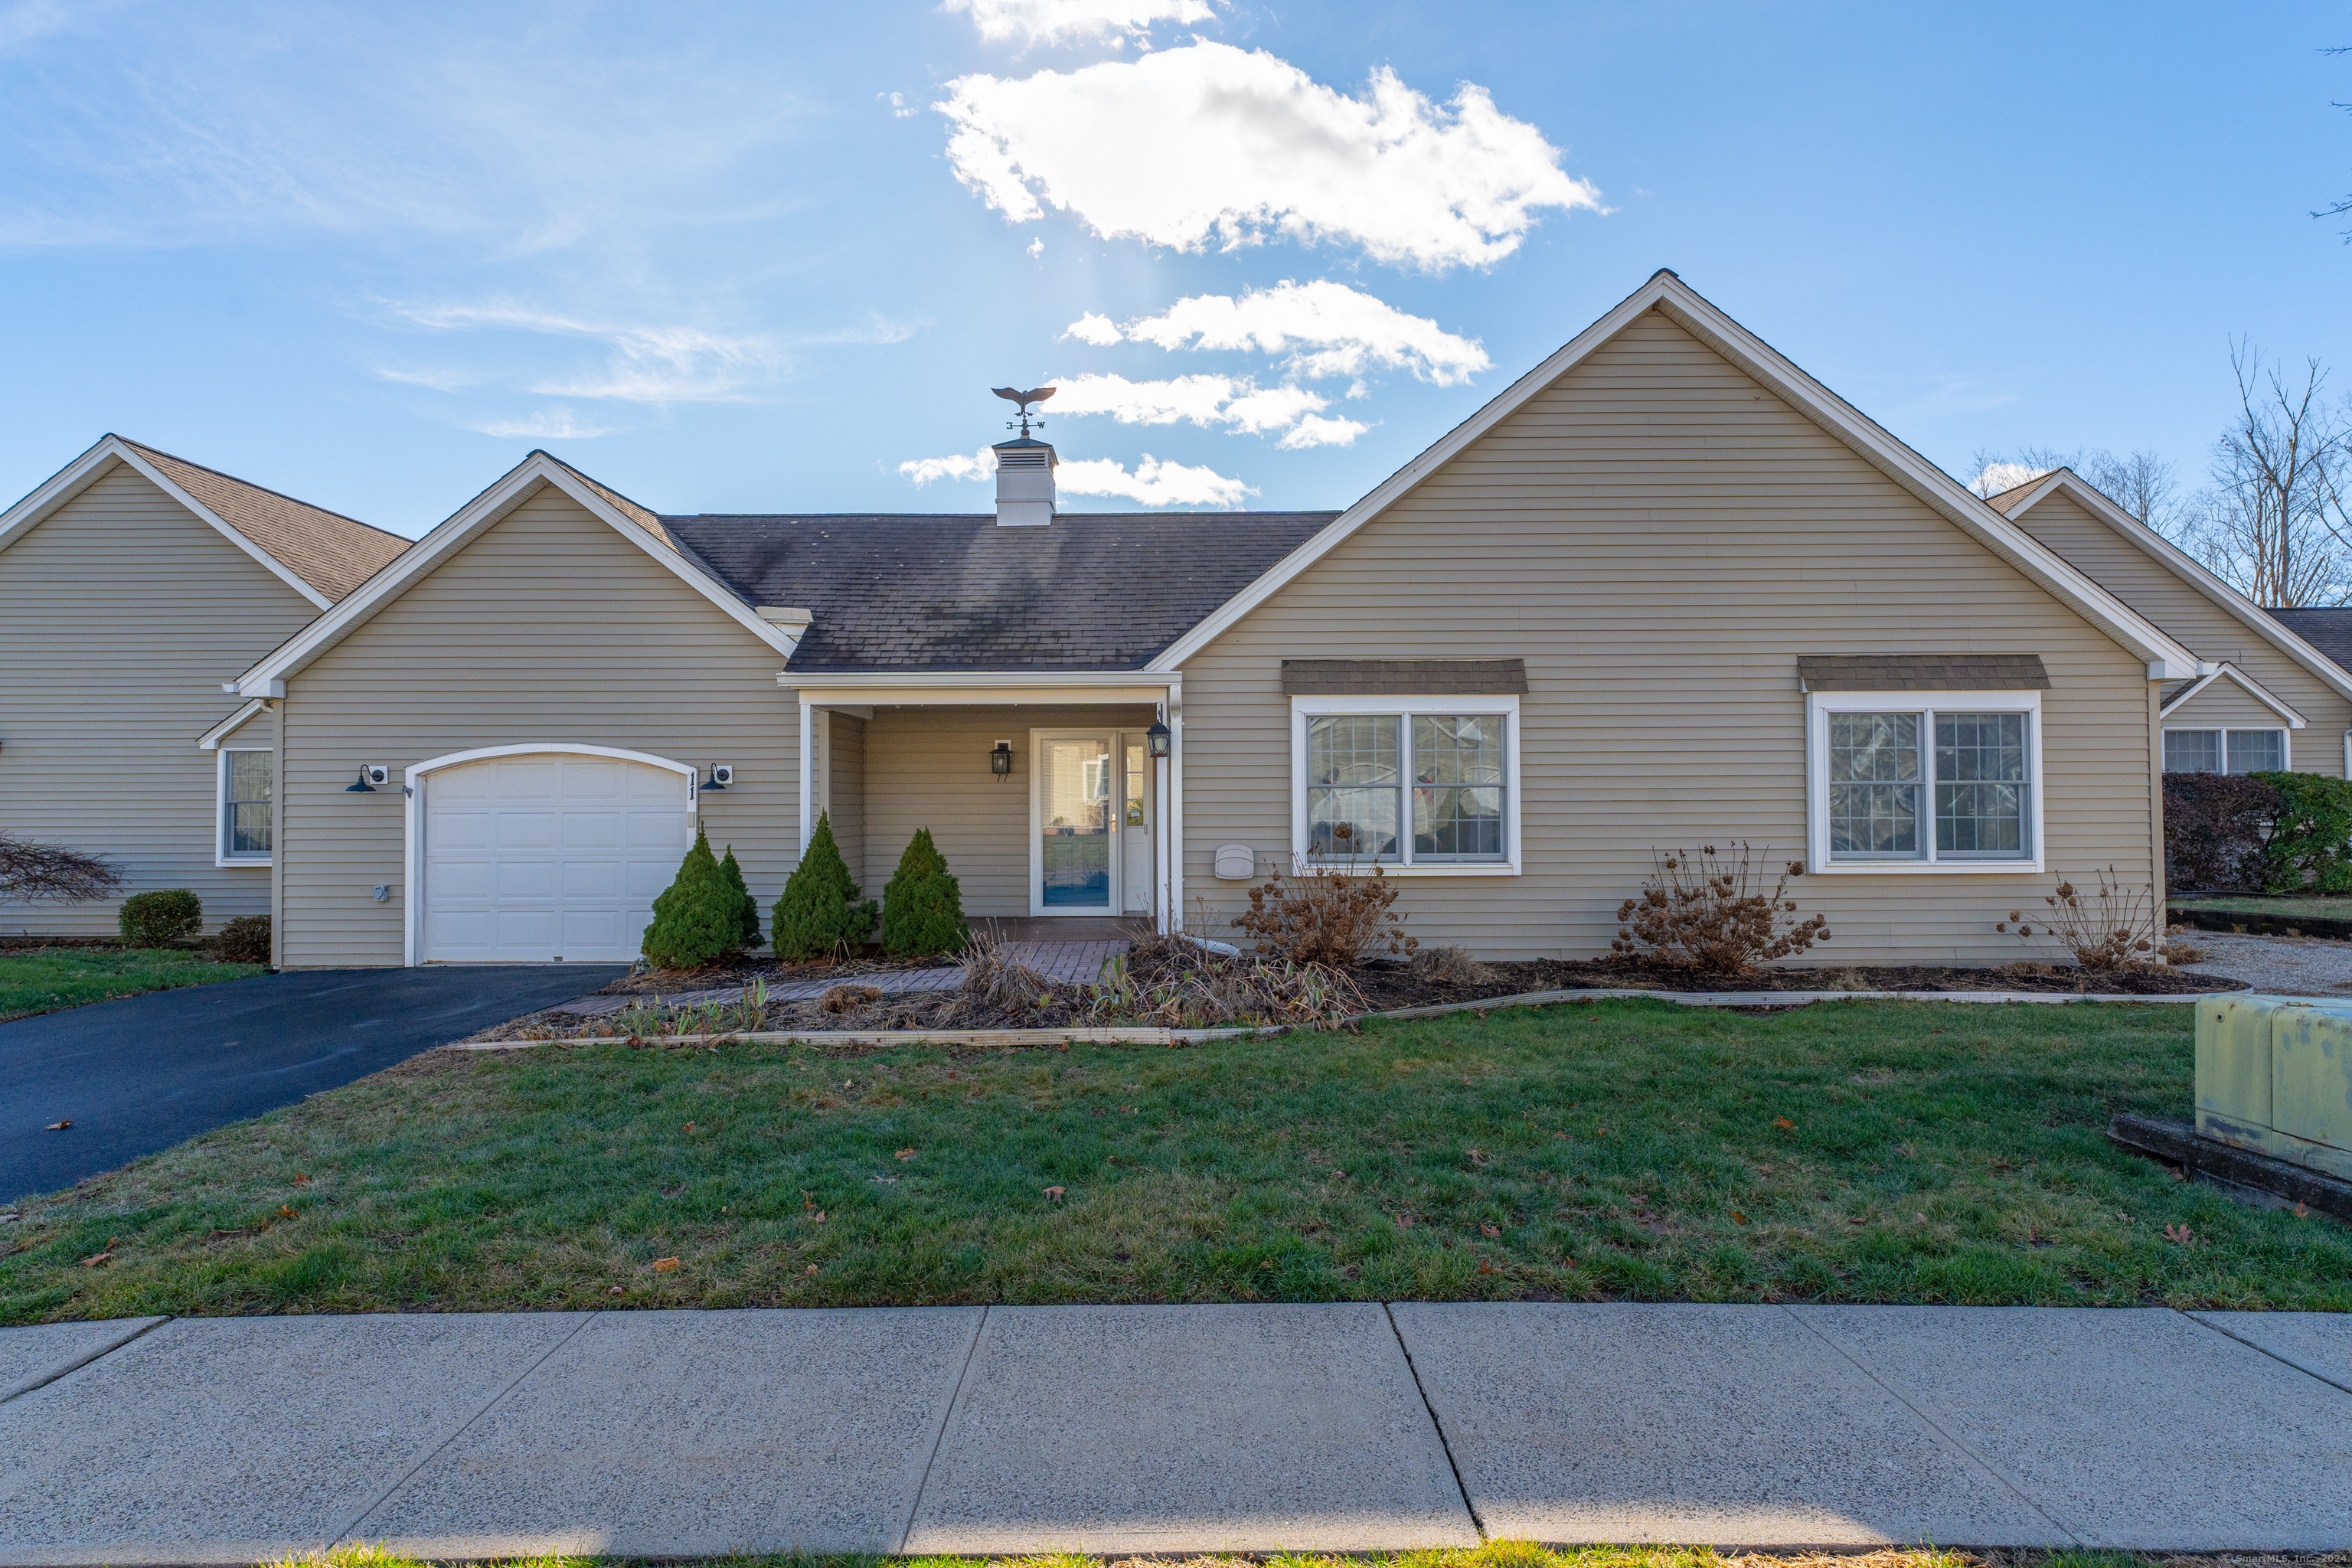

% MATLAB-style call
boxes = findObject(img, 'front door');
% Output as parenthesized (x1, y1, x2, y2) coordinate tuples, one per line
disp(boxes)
(1034, 731, 1115, 914)
(1121, 737, 1155, 915)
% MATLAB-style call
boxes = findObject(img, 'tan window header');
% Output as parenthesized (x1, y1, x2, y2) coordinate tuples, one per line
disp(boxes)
(1797, 654, 2051, 691)
(1282, 658, 1528, 696)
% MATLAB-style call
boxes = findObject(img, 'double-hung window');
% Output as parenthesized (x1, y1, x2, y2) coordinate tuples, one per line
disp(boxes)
(217, 749, 273, 865)
(2162, 727, 2286, 775)
(1808, 691, 2041, 871)
(1291, 696, 1519, 874)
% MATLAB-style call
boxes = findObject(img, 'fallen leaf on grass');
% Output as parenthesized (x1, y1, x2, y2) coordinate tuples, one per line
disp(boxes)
(1394, 1212, 1416, 1229)
(652, 1256, 681, 1272)
(1732, 1212, 1749, 1225)
(81, 1252, 112, 1267)
(1774, 1117, 1797, 1130)
(45, 1121, 70, 1132)
(681, 1121, 695, 1132)
(292, 1173, 311, 1186)
(2164, 1223, 2194, 1245)
(275, 1204, 299, 1220)
(896, 1148, 916, 1160)
(609, 1285, 625, 1295)
(1480, 1223, 1501, 1238)
(1043, 1186, 1065, 1201)
(2295, 1202, 2311, 1219)
(1477, 1258, 1494, 1274)
(804, 1263, 818, 1276)
(1466, 1148, 1493, 1168)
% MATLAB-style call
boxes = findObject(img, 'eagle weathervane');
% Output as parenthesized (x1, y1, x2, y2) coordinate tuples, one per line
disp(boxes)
(993, 384, 1055, 436)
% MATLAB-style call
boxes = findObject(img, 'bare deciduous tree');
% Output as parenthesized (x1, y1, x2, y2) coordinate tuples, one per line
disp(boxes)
(2179, 341, 2352, 606)
(1966, 444, 2182, 531)
(0, 831, 125, 903)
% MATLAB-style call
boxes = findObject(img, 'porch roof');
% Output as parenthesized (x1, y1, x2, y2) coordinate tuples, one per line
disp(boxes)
(659, 510, 1336, 671)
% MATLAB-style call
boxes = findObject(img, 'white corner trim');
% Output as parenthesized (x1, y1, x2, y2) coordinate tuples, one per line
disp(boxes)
(1805, 690, 2045, 876)
(198, 698, 270, 750)
(400, 743, 699, 967)
(214, 746, 274, 868)
(2001, 469, 2352, 705)
(1286, 693, 1521, 877)
(0, 436, 335, 610)
(234, 454, 797, 697)
(1145, 273, 2198, 679)
(2158, 662, 2308, 728)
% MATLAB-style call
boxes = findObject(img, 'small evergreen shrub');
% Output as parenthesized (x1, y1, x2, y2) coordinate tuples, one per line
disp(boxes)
(718, 844, 761, 946)
(879, 828, 966, 957)
(119, 888, 202, 947)
(2162, 772, 2278, 892)
(641, 830, 743, 970)
(216, 914, 272, 964)
(2251, 769, 2352, 893)
(771, 812, 876, 961)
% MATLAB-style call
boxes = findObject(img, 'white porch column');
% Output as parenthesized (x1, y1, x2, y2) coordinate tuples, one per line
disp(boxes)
(1167, 689, 1184, 930)
(797, 695, 814, 854)
(1155, 697, 1172, 934)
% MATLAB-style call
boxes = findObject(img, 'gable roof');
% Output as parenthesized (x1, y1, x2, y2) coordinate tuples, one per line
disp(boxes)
(1144, 271, 2200, 678)
(0, 434, 411, 609)
(661, 511, 1337, 671)
(2160, 662, 2308, 727)
(1994, 467, 2352, 704)
(232, 450, 803, 696)
(2262, 607, 2352, 675)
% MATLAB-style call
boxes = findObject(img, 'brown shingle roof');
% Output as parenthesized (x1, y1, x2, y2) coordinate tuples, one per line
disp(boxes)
(119, 438, 410, 603)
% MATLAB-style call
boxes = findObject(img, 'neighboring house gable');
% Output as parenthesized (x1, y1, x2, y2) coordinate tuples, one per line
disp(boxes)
(1169, 289, 2180, 959)
(1994, 469, 2352, 776)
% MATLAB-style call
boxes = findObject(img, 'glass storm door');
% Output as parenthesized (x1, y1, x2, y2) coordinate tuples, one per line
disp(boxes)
(1037, 733, 1113, 911)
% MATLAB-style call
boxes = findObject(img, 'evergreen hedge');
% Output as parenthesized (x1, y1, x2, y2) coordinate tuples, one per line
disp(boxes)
(879, 827, 966, 957)
(641, 830, 742, 969)
(119, 888, 202, 947)
(718, 844, 761, 946)
(771, 812, 876, 960)
(2252, 769, 2352, 893)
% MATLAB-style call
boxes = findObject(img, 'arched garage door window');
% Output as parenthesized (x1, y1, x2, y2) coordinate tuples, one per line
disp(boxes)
(406, 745, 696, 965)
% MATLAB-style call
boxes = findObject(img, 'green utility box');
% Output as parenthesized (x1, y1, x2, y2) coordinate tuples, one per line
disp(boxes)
(2195, 994, 2352, 1181)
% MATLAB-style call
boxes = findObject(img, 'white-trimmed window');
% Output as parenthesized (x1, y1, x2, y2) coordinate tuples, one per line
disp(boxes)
(217, 748, 273, 865)
(1807, 691, 2042, 873)
(2163, 727, 2287, 775)
(1289, 695, 1520, 875)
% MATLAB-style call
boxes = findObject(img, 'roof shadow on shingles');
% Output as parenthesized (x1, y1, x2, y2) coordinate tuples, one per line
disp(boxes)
(2264, 607, 2352, 675)
(658, 511, 1340, 671)
(119, 438, 412, 603)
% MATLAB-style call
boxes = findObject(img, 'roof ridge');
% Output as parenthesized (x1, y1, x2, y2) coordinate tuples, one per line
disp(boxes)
(116, 436, 408, 545)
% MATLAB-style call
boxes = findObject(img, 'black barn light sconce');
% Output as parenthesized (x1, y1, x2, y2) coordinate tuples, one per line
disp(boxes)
(345, 765, 388, 793)
(990, 740, 1014, 777)
(1145, 720, 1171, 760)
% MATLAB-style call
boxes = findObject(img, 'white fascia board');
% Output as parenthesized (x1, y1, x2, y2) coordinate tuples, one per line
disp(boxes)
(1146, 273, 2200, 680)
(0, 436, 335, 611)
(784, 670, 1179, 707)
(2001, 470, 2352, 705)
(234, 454, 797, 697)
(2158, 662, 2308, 728)
(197, 697, 270, 750)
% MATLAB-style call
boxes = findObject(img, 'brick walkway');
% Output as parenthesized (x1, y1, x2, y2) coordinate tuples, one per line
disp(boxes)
(554, 940, 1128, 1019)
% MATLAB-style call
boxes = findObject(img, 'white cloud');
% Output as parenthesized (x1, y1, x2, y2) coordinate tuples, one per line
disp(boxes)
(1027, 237, 1045, 260)
(900, 449, 997, 485)
(944, 0, 1215, 48)
(397, 301, 788, 403)
(1278, 413, 1371, 450)
(1100, 279, 1491, 386)
(372, 365, 485, 393)
(1044, 371, 1341, 439)
(1058, 453, 1253, 507)
(471, 407, 624, 439)
(885, 91, 919, 118)
(1971, 462, 2053, 498)
(938, 41, 1601, 270)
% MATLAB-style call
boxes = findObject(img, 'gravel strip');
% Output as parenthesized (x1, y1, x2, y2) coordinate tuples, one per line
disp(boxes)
(2180, 931, 2352, 997)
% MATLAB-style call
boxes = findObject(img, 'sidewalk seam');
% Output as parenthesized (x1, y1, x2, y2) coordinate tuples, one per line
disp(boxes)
(0, 1314, 171, 1406)
(326, 1309, 602, 1550)
(2178, 1308, 2352, 1398)
(1780, 1305, 2082, 1547)
(898, 1302, 988, 1555)
(1382, 1302, 1485, 1540)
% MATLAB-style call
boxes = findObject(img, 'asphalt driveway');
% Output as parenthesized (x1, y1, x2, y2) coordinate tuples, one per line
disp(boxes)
(1, 965, 623, 1204)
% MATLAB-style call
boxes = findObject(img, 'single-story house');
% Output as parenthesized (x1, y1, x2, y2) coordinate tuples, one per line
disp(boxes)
(178, 270, 2226, 970)
(1984, 468, 2352, 778)
(0, 436, 409, 936)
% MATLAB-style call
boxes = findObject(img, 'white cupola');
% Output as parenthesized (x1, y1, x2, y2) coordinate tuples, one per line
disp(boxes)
(989, 385, 1057, 526)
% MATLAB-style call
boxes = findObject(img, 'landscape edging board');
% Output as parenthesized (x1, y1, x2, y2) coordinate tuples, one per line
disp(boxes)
(2109, 1111, 2352, 1222)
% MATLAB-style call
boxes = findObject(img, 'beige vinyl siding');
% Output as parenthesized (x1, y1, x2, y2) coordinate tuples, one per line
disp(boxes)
(825, 710, 866, 884)
(2164, 681, 2296, 732)
(0, 463, 316, 936)
(859, 704, 1155, 913)
(2009, 488, 2350, 773)
(277, 482, 796, 967)
(1177, 310, 2159, 964)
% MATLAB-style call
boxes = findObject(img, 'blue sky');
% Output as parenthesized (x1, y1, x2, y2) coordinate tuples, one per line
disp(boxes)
(3, 0, 2350, 537)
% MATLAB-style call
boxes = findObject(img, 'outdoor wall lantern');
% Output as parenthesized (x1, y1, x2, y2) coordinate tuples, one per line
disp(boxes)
(345, 765, 388, 793)
(1145, 720, 1171, 760)
(701, 764, 733, 792)
(990, 740, 1014, 776)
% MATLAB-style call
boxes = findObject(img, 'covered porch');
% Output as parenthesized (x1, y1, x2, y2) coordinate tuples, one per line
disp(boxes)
(785, 672, 1181, 934)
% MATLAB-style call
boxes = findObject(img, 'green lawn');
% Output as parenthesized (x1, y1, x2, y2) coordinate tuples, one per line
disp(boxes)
(0, 946, 268, 1023)
(2171, 893, 2352, 919)
(5, 998, 2347, 1323)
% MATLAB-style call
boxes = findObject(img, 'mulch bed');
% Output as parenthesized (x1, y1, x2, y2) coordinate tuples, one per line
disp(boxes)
(593, 948, 957, 996)
(1344, 955, 2243, 1010)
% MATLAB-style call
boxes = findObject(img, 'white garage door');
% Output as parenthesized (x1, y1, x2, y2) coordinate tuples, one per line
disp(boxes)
(421, 753, 692, 963)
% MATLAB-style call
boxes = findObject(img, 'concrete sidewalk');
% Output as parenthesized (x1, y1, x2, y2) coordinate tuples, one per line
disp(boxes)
(1, 1304, 2347, 1563)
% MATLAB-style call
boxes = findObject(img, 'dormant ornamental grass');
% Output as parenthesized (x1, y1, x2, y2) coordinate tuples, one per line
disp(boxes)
(4, 998, 2347, 1322)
